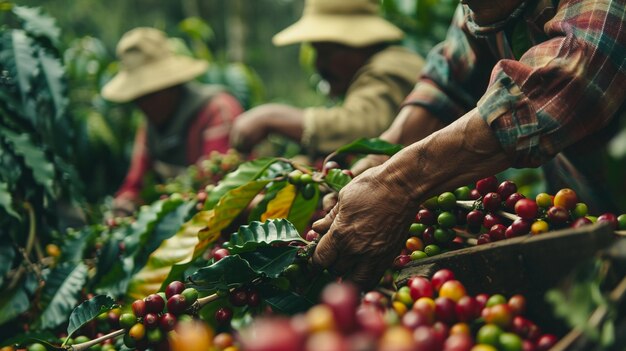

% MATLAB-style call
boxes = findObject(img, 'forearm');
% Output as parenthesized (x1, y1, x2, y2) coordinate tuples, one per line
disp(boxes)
(378, 105, 446, 146)
(380, 109, 511, 202)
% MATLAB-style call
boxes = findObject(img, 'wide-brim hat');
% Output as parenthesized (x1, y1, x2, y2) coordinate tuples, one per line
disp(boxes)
(272, 0, 404, 47)
(101, 27, 208, 103)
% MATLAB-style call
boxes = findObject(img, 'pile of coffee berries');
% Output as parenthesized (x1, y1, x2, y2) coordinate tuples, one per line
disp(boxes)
(238, 269, 557, 351)
(396, 176, 626, 266)
(119, 281, 198, 350)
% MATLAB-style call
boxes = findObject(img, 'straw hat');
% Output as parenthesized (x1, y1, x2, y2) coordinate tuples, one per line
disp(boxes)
(272, 0, 404, 47)
(101, 27, 208, 103)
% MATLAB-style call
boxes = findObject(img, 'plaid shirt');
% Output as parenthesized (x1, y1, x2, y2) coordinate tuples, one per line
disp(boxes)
(404, 0, 626, 212)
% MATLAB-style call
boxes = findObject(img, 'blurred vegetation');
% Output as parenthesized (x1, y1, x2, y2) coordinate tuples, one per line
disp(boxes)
(5, 0, 458, 206)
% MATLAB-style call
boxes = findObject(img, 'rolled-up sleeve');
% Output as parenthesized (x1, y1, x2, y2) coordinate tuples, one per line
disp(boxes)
(478, 0, 626, 167)
(403, 5, 496, 123)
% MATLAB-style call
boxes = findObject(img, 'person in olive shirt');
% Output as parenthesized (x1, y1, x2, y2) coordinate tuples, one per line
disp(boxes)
(229, 0, 424, 158)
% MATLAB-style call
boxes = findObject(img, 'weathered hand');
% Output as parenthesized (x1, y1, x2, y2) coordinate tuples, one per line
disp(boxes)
(311, 164, 418, 290)
(350, 154, 390, 176)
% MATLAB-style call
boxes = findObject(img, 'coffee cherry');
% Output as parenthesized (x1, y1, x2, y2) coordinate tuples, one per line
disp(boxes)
(455, 296, 480, 322)
(247, 289, 261, 307)
(571, 202, 588, 218)
(454, 186, 471, 200)
(437, 212, 456, 229)
(213, 248, 230, 262)
(466, 210, 484, 228)
(159, 313, 177, 332)
(213, 332, 235, 349)
(477, 233, 492, 245)
(547, 206, 569, 226)
(408, 277, 433, 300)
(144, 294, 165, 314)
(143, 313, 159, 329)
(299, 173, 313, 184)
(305, 230, 320, 242)
(393, 255, 411, 269)
(131, 299, 147, 318)
(554, 188, 578, 210)
(431, 269, 455, 291)
(181, 288, 199, 305)
(146, 328, 163, 343)
(422, 227, 436, 245)
(535, 193, 553, 208)
(597, 213, 618, 229)
(515, 198, 538, 219)
(617, 214, 626, 230)
(123, 332, 136, 348)
(497, 180, 517, 199)
(229, 287, 248, 307)
(301, 183, 316, 200)
(483, 213, 502, 229)
(416, 209, 436, 225)
(531, 220, 550, 234)
(287, 170, 303, 185)
(470, 188, 481, 200)
(510, 218, 532, 236)
(488, 224, 506, 241)
(439, 280, 466, 302)
(129, 323, 146, 341)
(536, 334, 558, 351)
(166, 281, 186, 299)
(167, 294, 187, 315)
(476, 176, 498, 196)
(215, 307, 233, 325)
(505, 193, 526, 211)
(482, 192, 502, 212)
(322, 161, 340, 175)
(571, 217, 592, 228)
(437, 192, 457, 211)
(119, 313, 137, 330)
(434, 297, 457, 324)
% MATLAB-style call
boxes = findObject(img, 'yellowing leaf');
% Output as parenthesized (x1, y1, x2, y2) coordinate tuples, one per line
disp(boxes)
(261, 184, 296, 222)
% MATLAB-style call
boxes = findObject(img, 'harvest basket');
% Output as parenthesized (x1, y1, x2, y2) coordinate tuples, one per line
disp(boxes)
(397, 222, 617, 336)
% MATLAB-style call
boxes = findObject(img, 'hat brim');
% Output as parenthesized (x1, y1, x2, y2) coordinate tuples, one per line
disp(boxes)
(272, 14, 404, 47)
(101, 56, 208, 103)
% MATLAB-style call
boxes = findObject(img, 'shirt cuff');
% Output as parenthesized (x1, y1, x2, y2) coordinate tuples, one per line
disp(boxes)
(476, 71, 558, 168)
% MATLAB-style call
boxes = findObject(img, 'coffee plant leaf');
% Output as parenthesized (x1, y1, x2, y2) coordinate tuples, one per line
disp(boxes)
(261, 184, 296, 222)
(287, 184, 319, 232)
(188, 255, 261, 294)
(334, 137, 402, 156)
(247, 181, 287, 222)
(206, 158, 278, 208)
(238, 246, 300, 278)
(12, 6, 61, 46)
(66, 295, 117, 341)
(263, 290, 314, 315)
(36, 262, 88, 330)
(127, 204, 219, 300)
(0, 286, 30, 326)
(226, 219, 304, 254)
(0, 181, 20, 219)
(324, 169, 352, 193)
(199, 179, 271, 241)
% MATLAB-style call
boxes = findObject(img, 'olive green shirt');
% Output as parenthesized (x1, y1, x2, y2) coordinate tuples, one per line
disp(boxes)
(301, 46, 424, 155)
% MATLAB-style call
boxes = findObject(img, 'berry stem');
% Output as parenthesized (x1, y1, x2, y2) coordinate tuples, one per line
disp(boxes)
(69, 328, 125, 351)
(456, 200, 520, 221)
(196, 292, 220, 307)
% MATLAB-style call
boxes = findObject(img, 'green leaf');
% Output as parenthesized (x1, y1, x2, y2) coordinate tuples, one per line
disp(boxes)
(247, 181, 286, 222)
(0, 181, 20, 219)
(226, 219, 306, 254)
(66, 295, 117, 340)
(3, 128, 56, 197)
(239, 246, 299, 278)
(334, 138, 402, 156)
(0, 331, 56, 348)
(261, 184, 297, 221)
(37, 262, 88, 330)
(199, 180, 271, 242)
(206, 158, 278, 208)
(0, 286, 30, 326)
(264, 290, 314, 314)
(9, 30, 37, 112)
(12, 6, 61, 45)
(189, 255, 261, 294)
(97, 198, 183, 297)
(288, 185, 319, 232)
(38, 48, 67, 121)
(324, 169, 352, 192)
(59, 226, 97, 264)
